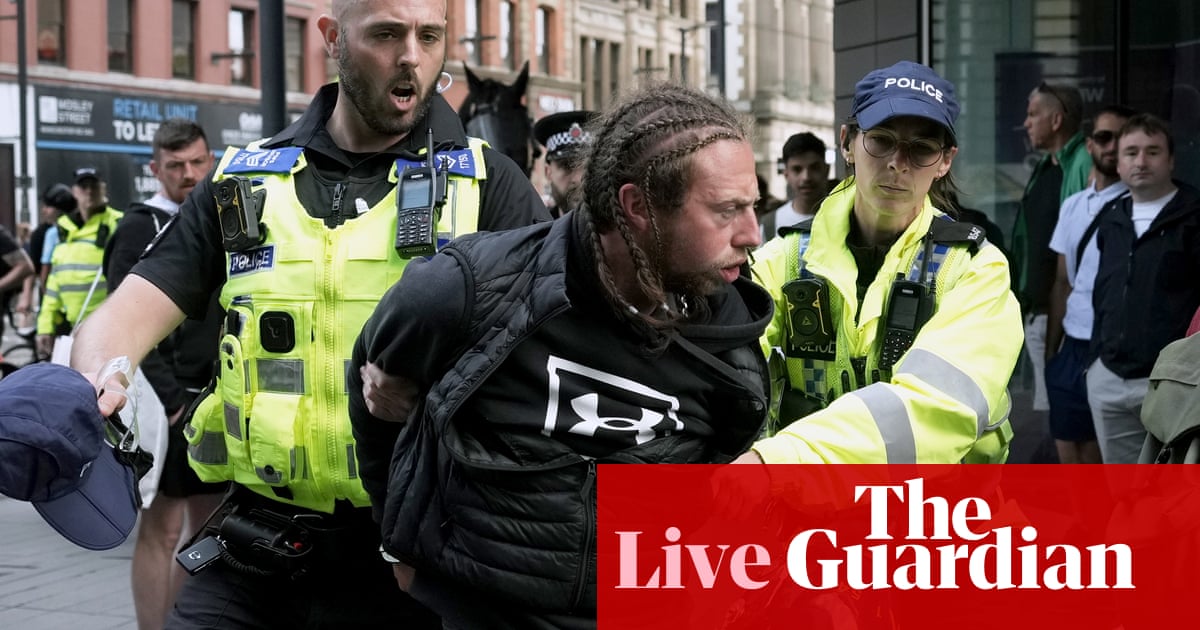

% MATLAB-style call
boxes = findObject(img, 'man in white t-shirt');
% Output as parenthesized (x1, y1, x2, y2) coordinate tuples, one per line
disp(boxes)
(1089, 113, 1200, 463)
(1044, 105, 1135, 464)
(759, 132, 830, 240)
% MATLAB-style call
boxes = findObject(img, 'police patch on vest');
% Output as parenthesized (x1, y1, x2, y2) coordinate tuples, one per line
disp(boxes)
(228, 245, 275, 276)
(543, 356, 683, 449)
(223, 147, 303, 174)
(395, 148, 479, 178)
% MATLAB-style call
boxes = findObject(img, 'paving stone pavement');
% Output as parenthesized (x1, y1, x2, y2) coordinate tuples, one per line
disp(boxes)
(0, 497, 137, 630)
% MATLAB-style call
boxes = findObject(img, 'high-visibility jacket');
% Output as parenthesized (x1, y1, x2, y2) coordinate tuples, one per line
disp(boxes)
(37, 207, 123, 334)
(184, 139, 487, 512)
(751, 181, 1022, 464)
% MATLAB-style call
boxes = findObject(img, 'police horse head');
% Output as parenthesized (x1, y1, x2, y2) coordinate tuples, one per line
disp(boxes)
(459, 60, 539, 177)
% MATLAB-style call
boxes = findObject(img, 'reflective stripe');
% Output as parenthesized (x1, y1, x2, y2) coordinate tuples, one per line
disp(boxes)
(346, 444, 358, 479)
(53, 263, 103, 273)
(244, 359, 251, 393)
(187, 427, 229, 465)
(223, 402, 242, 439)
(848, 383, 916, 463)
(57, 282, 105, 293)
(44, 288, 59, 299)
(896, 348, 990, 438)
(291, 446, 310, 480)
(257, 359, 305, 393)
(257, 466, 283, 484)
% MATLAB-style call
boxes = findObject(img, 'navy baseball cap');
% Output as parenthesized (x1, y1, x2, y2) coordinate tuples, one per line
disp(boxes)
(74, 167, 101, 184)
(851, 61, 960, 141)
(0, 363, 146, 551)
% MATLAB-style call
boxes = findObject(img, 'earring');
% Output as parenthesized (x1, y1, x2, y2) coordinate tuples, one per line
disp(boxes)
(436, 71, 453, 94)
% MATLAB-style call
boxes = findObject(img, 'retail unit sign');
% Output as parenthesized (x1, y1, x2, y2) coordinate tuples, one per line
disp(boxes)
(36, 86, 267, 149)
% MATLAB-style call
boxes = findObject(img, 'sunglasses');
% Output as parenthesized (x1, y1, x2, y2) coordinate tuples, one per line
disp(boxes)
(104, 411, 154, 490)
(1090, 130, 1118, 145)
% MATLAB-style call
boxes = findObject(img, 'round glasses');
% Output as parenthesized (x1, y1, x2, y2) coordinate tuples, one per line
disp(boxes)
(861, 129, 946, 168)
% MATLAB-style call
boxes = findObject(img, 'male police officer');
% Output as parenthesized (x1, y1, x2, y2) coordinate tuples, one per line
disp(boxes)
(36, 167, 123, 357)
(533, 110, 596, 217)
(65, 1, 548, 628)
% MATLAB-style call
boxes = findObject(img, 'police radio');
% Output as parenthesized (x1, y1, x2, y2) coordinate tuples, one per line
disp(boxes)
(395, 129, 449, 258)
(214, 176, 265, 252)
(879, 279, 935, 369)
(879, 236, 938, 370)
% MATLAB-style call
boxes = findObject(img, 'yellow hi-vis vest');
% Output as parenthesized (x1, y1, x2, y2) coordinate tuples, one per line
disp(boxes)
(37, 207, 123, 334)
(184, 139, 486, 512)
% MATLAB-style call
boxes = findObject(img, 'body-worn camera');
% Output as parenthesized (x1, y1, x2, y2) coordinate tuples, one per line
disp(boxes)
(782, 277, 836, 360)
(214, 176, 265, 252)
(879, 279, 935, 370)
(395, 129, 449, 258)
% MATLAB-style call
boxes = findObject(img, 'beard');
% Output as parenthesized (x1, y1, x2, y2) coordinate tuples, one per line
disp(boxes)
(337, 44, 437, 138)
(1095, 154, 1119, 180)
(550, 181, 580, 212)
(656, 222, 731, 298)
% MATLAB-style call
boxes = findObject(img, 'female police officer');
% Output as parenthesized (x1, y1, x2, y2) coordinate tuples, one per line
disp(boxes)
(739, 61, 1022, 465)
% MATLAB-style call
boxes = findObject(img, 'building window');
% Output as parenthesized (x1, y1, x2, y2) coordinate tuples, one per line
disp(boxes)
(500, 2, 515, 71)
(228, 8, 254, 86)
(108, 0, 132, 72)
(536, 6, 552, 75)
(172, 0, 195, 79)
(609, 43, 621, 99)
(635, 47, 660, 84)
(463, 0, 483, 65)
(579, 37, 589, 107)
(285, 17, 305, 92)
(36, 0, 65, 64)
(592, 39, 604, 109)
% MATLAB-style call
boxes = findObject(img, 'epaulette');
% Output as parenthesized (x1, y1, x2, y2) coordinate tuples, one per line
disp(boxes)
(776, 217, 815, 238)
(929, 216, 986, 255)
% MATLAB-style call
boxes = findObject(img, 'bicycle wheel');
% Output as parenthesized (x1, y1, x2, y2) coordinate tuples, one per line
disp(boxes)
(0, 342, 38, 369)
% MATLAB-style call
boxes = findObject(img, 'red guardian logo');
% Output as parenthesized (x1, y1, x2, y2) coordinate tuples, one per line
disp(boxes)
(613, 477, 1133, 592)
(884, 77, 945, 103)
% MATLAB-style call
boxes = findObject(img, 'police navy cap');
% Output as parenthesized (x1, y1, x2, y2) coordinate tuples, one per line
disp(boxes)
(74, 167, 101, 184)
(533, 110, 598, 160)
(0, 363, 139, 551)
(852, 61, 960, 141)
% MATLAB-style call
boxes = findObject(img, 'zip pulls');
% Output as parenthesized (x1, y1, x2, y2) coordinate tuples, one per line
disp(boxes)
(326, 182, 347, 228)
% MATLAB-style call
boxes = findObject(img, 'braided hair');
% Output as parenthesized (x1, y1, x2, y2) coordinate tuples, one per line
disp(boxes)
(577, 83, 749, 349)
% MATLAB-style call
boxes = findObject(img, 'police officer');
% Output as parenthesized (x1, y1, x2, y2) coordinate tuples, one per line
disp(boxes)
(738, 61, 1022, 465)
(533, 110, 596, 217)
(65, 1, 549, 628)
(36, 168, 123, 358)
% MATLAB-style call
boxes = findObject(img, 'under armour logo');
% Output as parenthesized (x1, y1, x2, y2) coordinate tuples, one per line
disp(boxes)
(569, 393, 666, 445)
(544, 356, 682, 448)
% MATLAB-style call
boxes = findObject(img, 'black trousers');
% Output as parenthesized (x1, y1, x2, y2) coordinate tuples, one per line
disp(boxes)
(166, 486, 440, 630)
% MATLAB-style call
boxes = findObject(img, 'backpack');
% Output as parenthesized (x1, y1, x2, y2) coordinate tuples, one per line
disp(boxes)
(1139, 331, 1200, 463)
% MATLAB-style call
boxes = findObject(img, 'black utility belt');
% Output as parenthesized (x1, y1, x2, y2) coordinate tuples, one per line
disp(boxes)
(176, 491, 377, 580)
